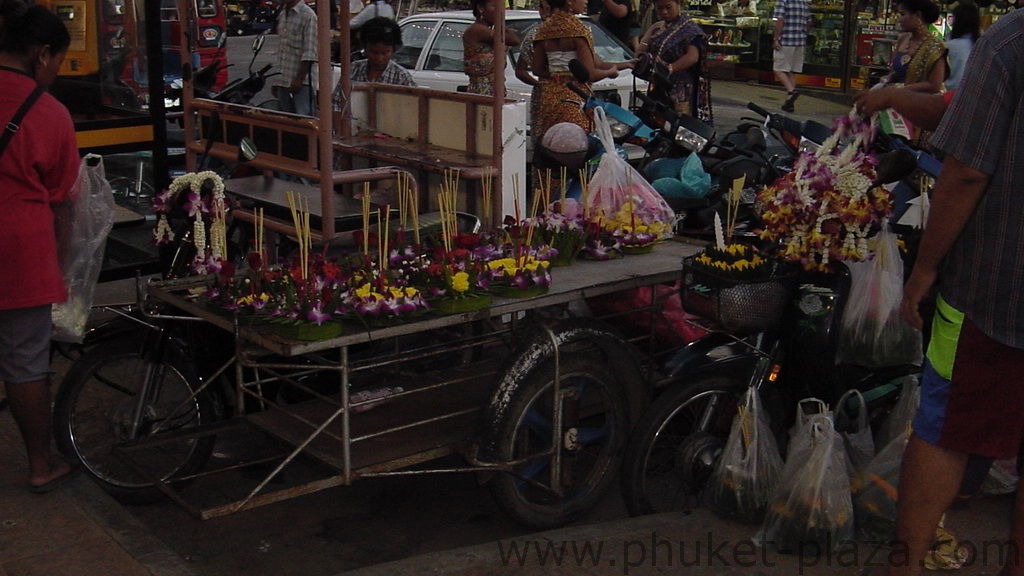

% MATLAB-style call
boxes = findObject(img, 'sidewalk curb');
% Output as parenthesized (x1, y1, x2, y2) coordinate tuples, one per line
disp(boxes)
(66, 473, 198, 576)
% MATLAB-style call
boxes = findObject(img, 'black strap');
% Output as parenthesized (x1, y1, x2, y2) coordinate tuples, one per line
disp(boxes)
(0, 85, 45, 159)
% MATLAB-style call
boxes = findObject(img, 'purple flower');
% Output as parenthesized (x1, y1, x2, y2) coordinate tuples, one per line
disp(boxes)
(307, 306, 331, 325)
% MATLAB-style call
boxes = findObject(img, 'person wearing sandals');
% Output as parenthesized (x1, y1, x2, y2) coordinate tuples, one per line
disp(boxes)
(771, 0, 810, 112)
(0, 2, 80, 494)
(886, 7, 1024, 576)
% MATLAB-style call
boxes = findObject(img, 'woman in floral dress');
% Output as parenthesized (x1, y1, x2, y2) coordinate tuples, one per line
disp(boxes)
(462, 0, 520, 95)
(531, 0, 631, 141)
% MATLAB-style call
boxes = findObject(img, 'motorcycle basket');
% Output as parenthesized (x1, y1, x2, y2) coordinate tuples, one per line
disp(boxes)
(681, 256, 797, 333)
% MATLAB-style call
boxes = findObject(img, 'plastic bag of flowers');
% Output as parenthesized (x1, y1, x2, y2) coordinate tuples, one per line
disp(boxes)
(587, 108, 676, 252)
(707, 386, 783, 523)
(756, 112, 892, 272)
(757, 413, 854, 555)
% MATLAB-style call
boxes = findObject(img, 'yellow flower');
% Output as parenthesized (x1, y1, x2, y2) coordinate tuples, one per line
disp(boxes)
(450, 272, 470, 293)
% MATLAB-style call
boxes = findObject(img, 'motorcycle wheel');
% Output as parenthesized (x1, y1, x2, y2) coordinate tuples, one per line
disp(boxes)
(487, 353, 630, 529)
(54, 338, 223, 504)
(620, 375, 745, 517)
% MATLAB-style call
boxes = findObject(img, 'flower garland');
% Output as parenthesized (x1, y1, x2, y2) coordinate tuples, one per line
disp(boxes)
(757, 113, 892, 271)
(152, 171, 228, 272)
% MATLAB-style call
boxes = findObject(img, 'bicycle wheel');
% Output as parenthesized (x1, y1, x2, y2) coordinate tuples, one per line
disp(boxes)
(487, 353, 630, 529)
(620, 375, 745, 517)
(54, 338, 222, 504)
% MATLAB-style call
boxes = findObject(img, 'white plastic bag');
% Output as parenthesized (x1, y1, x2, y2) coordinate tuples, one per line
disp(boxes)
(759, 414, 854, 555)
(707, 386, 784, 523)
(837, 225, 923, 367)
(52, 154, 114, 343)
(586, 107, 676, 238)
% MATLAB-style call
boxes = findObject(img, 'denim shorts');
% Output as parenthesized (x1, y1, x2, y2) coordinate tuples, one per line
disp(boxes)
(0, 305, 52, 384)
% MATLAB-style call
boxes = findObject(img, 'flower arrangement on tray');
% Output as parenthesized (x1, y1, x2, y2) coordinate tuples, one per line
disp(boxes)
(481, 178, 553, 298)
(601, 198, 671, 254)
(757, 113, 892, 271)
(418, 177, 492, 314)
(152, 171, 228, 274)
(682, 195, 794, 333)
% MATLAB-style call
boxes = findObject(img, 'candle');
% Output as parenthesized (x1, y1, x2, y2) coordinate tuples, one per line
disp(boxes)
(714, 212, 726, 251)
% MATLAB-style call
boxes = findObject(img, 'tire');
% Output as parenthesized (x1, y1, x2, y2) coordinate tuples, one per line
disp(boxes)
(487, 353, 630, 529)
(54, 338, 222, 504)
(620, 375, 746, 517)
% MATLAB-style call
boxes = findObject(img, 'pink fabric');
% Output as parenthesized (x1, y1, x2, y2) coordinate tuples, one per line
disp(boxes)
(0, 69, 80, 310)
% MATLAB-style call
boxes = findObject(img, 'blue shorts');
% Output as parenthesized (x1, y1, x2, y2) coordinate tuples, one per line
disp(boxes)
(913, 295, 1024, 459)
(0, 305, 52, 384)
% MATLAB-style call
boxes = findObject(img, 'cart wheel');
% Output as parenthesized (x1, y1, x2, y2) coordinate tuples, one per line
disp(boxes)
(486, 353, 629, 529)
(54, 336, 222, 504)
(619, 375, 744, 517)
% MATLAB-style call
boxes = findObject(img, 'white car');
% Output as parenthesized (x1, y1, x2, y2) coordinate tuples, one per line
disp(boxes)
(393, 10, 645, 132)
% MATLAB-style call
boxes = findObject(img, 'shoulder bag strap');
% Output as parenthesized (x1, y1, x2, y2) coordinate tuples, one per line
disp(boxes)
(0, 85, 45, 159)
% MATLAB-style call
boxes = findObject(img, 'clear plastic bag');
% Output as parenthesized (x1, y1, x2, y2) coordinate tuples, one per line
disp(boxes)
(586, 107, 676, 239)
(875, 373, 921, 450)
(759, 414, 854, 555)
(835, 388, 876, 478)
(852, 430, 908, 542)
(837, 225, 923, 367)
(52, 154, 115, 343)
(707, 386, 784, 523)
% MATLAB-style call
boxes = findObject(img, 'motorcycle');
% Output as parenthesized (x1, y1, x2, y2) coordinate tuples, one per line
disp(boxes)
(165, 32, 278, 116)
(618, 141, 925, 518)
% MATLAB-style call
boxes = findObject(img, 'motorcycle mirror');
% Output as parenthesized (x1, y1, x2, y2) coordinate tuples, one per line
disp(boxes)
(568, 59, 590, 84)
(252, 31, 266, 55)
(238, 137, 258, 163)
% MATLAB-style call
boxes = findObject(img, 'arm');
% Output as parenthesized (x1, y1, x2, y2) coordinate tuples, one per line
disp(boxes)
(636, 24, 656, 55)
(665, 44, 700, 74)
(853, 86, 949, 130)
(515, 46, 539, 86)
(901, 154, 989, 328)
(603, 0, 628, 19)
(772, 0, 785, 50)
(572, 36, 619, 80)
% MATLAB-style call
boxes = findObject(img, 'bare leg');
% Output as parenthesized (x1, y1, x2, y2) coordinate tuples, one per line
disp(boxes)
(4, 379, 70, 487)
(887, 434, 967, 576)
(774, 70, 796, 93)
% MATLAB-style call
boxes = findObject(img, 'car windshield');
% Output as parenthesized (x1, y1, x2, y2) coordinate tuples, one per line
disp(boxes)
(508, 17, 634, 65)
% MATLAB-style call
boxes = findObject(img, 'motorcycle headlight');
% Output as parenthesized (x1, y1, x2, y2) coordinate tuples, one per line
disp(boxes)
(607, 117, 633, 140)
(674, 125, 709, 152)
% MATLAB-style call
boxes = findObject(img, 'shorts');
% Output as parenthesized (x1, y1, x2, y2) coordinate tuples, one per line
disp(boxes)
(0, 305, 53, 384)
(913, 295, 1024, 459)
(773, 45, 805, 73)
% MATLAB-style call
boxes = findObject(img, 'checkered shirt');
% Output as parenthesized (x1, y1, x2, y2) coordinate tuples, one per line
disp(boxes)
(772, 0, 810, 47)
(274, 1, 318, 89)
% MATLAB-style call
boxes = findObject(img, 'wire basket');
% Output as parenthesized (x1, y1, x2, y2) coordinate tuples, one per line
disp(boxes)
(681, 256, 797, 333)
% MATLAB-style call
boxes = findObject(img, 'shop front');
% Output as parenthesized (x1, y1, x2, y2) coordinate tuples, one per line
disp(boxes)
(686, 0, 1020, 94)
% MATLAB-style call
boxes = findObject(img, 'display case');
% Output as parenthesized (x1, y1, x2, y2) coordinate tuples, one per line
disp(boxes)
(692, 15, 762, 65)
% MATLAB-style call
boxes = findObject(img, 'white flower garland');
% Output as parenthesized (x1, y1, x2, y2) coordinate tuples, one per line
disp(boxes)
(152, 171, 228, 274)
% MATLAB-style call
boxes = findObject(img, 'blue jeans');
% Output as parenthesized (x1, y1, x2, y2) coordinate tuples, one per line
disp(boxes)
(272, 85, 315, 116)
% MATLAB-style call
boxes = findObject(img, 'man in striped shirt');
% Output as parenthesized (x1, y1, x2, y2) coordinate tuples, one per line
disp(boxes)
(273, 0, 318, 116)
(771, 0, 810, 112)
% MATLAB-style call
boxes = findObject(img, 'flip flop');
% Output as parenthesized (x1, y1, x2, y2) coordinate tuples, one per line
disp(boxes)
(28, 465, 80, 494)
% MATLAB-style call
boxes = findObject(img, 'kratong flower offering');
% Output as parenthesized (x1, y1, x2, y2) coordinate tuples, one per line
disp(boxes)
(757, 113, 892, 271)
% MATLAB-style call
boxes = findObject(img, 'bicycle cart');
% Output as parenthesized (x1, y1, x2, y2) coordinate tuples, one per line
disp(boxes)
(61, 239, 700, 525)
